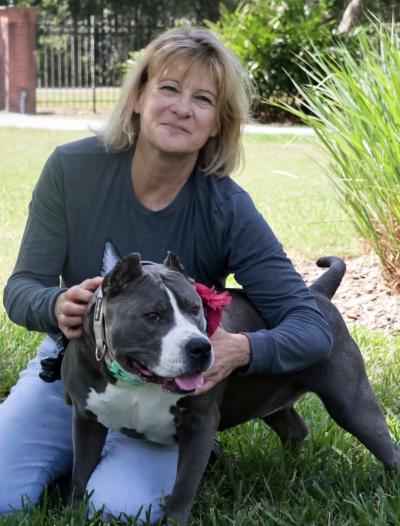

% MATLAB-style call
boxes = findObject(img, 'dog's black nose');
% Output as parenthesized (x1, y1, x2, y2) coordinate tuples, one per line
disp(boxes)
(185, 337, 212, 367)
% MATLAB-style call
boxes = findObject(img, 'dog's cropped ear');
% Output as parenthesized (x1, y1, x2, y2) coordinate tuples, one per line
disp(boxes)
(164, 251, 195, 284)
(101, 241, 121, 276)
(103, 253, 143, 297)
(164, 252, 186, 275)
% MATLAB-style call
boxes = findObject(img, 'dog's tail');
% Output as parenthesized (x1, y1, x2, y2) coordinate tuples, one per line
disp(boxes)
(310, 256, 346, 300)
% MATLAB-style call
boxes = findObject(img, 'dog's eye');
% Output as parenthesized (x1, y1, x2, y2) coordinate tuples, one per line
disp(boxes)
(189, 305, 200, 316)
(144, 312, 161, 322)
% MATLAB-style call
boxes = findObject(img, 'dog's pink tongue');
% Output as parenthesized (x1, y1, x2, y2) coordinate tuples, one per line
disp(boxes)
(175, 374, 204, 391)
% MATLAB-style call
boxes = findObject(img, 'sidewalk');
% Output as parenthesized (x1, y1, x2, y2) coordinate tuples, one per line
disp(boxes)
(0, 112, 104, 132)
(0, 111, 315, 135)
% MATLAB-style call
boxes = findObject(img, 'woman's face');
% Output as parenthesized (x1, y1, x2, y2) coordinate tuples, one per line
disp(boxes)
(134, 61, 219, 159)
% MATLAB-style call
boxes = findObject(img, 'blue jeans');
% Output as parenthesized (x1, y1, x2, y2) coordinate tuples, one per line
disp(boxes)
(0, 336, 178, 522)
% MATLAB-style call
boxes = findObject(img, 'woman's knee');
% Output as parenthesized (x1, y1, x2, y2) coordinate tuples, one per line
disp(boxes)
(86, 434, 178, 523)
(0, 434, 72, 515)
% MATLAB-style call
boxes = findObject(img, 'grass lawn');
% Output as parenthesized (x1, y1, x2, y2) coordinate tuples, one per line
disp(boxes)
(1, 128, 398, 526)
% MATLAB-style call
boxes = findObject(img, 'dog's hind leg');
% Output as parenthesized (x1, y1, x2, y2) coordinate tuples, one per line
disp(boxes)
(262, 406, 308, 447)
(313, 372, 400, 471)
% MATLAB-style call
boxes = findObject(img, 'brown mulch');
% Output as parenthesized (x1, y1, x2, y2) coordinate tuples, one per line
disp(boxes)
(294, 253, 400, 333)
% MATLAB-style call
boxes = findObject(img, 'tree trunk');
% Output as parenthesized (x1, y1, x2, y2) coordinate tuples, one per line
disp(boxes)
(337, 0, 365, 34)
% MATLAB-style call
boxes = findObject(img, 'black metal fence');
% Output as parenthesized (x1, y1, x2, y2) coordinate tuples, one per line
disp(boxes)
(36, 15, 171, 114)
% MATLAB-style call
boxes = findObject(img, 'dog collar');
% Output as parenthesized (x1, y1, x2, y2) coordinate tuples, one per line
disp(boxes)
(93, 287, 106, 361)
(93, 288, 146, 387)
(107, 360, 147, 386)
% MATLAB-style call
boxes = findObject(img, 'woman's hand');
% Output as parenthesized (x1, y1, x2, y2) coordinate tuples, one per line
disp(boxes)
(54, 277, 103, 339)
(195, 327, 251, 395)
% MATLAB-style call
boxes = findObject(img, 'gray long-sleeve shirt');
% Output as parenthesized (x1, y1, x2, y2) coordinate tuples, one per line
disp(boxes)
(3, 136, 332, 374)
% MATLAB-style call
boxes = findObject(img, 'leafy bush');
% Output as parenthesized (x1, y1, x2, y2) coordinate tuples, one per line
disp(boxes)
(280, 24, 400, 292)
(207, 0, 335, 117)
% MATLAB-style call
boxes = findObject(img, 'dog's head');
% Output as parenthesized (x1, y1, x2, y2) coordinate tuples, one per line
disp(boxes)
(96, 250, 213, 393)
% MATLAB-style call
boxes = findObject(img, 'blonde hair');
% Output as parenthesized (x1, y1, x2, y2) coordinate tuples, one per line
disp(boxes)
(100, 27, 255, 177)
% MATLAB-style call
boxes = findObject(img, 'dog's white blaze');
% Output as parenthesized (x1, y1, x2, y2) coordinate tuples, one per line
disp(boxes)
(86, 380, 183, 445)
(153, 287, 208, 377)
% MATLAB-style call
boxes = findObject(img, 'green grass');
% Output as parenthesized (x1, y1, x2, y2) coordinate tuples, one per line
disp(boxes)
(238, 134, 361, 258)
(0, 312, 42, 399)
(0, 128, 396, 525)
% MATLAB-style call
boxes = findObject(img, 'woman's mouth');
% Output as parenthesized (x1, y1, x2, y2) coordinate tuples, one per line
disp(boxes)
(161, 122, 191, 134)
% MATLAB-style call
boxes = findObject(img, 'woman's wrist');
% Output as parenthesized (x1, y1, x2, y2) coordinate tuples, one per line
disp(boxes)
(232, 332, 251, 368)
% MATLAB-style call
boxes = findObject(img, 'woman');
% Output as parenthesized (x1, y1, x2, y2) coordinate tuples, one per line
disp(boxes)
(1, 27, 332, 522)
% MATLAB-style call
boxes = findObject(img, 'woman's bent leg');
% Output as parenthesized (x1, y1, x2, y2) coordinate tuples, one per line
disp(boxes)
(87, 432, 178, 524)
(0, 336, 73, 514)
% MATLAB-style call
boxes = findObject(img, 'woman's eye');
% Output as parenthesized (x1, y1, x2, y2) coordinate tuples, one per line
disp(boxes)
(196, 95, 211, 104)
(160, 85, 178, 93)
(144, 312, 161, 322)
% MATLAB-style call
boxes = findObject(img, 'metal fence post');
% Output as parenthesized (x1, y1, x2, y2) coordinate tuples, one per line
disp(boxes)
(90, 14, 96, 113)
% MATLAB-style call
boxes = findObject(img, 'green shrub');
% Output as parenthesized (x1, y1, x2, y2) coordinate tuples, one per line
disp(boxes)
(280, 24, 400, 291)
(207, 0, 335, 116)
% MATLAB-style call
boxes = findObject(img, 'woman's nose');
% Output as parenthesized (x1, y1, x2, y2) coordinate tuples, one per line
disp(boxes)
(171, 93, 192, 117)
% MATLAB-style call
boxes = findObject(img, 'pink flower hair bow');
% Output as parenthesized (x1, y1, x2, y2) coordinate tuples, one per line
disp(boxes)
(195, 283, 232, 337)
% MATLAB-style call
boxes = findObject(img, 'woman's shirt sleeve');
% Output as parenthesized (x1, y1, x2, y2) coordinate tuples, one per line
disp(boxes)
(3, 149, 68, 334)
(213, 189, 333, 375)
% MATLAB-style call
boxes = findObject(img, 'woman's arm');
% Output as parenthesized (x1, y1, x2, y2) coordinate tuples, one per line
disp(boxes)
(3, 149, 69, 334)
(213, 190, 333, 376)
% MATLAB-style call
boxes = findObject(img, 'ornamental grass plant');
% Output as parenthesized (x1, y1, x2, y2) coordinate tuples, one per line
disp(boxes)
(282, 24, 400, 292)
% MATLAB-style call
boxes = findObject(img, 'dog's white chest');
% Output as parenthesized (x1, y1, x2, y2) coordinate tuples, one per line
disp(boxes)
(85, 381, 183, 445)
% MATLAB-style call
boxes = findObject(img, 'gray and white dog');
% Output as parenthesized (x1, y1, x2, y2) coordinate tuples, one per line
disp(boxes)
(61, 247, 400, 525)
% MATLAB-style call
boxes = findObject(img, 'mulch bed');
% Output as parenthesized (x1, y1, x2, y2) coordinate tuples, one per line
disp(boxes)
(295, 253, 400, 333)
